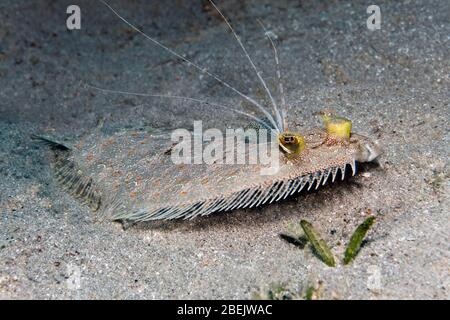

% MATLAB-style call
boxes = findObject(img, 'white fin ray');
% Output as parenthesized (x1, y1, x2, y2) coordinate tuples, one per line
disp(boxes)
(239, 189, 258, 209)
(278, 180, 293, 200)
(221, 189, 247, 211)
(307, 173, 317, 191)
(234, 187, 258, 210)
(332, 166, 339, 183)
(298, 178, 309, 193)
(100, 0, 280, 132)
(250, 185, 274, 208)
(340, 164, 347, 180)
(105, 161, 359, 221)
(289, 177, 303, 196)
(322, 169, 331, 185)
(351, 159, 357, 176)
(243, 188, 263, 209)
(209, 0, 283, 131)
(86, 84, 274, 132)
(315, 171, 325, 190)
(203, 198, 226, 215)
(185, 202, 209, 220)
(282, 180, 295, 199)
(269, 181, 285, 204)
(228, 189, 252, 211)
(257, 19, 287, 130)
(260, 181, 281, 206)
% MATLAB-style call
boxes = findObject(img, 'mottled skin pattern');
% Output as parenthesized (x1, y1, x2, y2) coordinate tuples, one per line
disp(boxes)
(32, 2, 383, 221)
(55, 126, 380, 221)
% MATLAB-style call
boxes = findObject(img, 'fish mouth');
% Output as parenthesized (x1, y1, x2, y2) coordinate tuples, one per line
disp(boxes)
(356, 140, 383, 163)
(350, 132, 383, 163)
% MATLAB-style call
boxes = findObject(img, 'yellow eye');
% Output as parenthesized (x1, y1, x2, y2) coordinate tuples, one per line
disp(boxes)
(324, 118, 352, 140)
(319, 110, 352, 140)
(278, 132, 306, 156)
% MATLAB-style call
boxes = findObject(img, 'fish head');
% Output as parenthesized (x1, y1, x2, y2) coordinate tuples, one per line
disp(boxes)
(281, 126, 382, 166)
(351, 133, 383, 163)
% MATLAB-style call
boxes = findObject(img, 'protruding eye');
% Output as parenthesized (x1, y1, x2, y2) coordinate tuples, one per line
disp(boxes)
(278, 132, 306, 156)
(317, 110, 352, 141)
(283, 136, 295, 143)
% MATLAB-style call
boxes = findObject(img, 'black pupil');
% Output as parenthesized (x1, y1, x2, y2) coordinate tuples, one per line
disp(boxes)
(284, 136, 295, 143)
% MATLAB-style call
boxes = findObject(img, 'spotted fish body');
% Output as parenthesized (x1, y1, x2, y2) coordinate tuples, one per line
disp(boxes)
(36, 125, 379, 221)
(36, 1, 382, 222)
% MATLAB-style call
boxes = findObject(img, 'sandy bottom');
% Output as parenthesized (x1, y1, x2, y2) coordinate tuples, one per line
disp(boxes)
(0, 0, 448, 299)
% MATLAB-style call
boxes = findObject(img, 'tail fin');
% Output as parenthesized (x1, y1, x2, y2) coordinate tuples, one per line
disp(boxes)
(32, 134, 102, 211)
(31, 134, 71, 151)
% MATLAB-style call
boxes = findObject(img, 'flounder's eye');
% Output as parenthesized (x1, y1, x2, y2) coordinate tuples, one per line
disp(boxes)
(318, 110, 352, 140)
(278, 132, 306, 155)
(283, 136, 295, 143)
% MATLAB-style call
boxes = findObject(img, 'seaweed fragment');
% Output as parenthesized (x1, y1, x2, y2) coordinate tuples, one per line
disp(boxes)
(304, 286, 315, 300)
(300, 220, 335, 267)
(344, 216, 376, 265)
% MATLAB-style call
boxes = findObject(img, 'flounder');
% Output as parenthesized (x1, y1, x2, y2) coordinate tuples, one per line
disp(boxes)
(34, 120, 381, 221)
(34, 1, 382, 221)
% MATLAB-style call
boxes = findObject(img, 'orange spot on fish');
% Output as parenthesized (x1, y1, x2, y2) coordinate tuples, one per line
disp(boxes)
(103, 138, 115, 146)
(112, 170, 122, 177)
